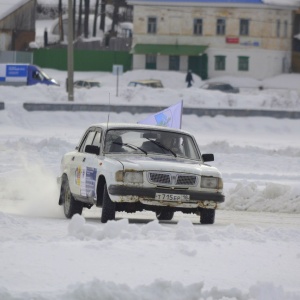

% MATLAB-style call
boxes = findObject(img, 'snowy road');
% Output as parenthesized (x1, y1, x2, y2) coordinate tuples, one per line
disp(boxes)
(1, 71, 300, 299)
(1, 209, 300, 299)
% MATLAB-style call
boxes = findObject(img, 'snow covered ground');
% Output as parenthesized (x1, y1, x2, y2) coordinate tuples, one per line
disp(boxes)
(0, 69, 300, 299)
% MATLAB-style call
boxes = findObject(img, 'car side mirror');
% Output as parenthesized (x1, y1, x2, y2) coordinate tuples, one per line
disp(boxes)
(85, 145, 100, 155)
(202, 153, 214, 162)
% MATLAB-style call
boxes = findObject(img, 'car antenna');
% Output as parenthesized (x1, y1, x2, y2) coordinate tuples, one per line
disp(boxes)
(106, 92, 110, 129)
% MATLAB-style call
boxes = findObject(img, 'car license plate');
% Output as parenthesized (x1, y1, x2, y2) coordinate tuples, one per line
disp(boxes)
(155, 193, 190, 201)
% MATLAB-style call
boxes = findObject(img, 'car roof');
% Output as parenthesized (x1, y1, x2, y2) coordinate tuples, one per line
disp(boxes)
(129, 79, 162, 84)
(208, 82, 231, 86)
(88, 123, 190, 135)
(75, 80, 99, 83)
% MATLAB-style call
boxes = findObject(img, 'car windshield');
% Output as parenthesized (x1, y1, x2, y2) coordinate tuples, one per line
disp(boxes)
(37, 68, 51, 80)
(104, 129, 200, 160)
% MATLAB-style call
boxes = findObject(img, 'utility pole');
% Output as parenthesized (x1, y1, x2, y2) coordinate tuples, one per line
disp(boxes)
(67, 0, 74, 101)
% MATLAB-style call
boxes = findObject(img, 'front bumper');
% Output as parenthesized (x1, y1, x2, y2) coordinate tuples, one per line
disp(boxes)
(108, 185, 224, 208)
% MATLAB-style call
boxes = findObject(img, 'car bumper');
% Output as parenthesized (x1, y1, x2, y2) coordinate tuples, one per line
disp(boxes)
(108, 185, 224, 209)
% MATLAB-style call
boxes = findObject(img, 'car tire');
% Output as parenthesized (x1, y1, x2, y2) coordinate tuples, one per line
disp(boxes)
(156, 210, 174, 221)
(101, 183, 116, 223)
(62, 177, 83, 218)
(200, 209, 215, 224)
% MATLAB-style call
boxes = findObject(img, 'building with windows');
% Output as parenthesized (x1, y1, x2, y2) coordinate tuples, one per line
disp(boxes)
(0, 0, 36, 51)
(293, 8, 300, 72)
(127, 0, 298, 79)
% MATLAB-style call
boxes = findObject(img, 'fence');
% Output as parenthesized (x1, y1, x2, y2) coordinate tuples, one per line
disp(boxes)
(22, 103, 300, 119)
(0, 51, 33, 63)
(33, 48, 132, 72)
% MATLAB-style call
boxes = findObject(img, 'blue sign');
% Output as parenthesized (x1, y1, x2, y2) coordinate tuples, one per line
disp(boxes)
(85, 167, 97, 197)
(6, 65, 27, 77)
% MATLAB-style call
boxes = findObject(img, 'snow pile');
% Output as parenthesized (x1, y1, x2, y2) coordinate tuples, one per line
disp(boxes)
(224, 182, 300, 213)
(263, 0, 300, 6)
(1, 279, 299, 300)
(1, 69, 299, 111)
(0, 213, 299, 300)
(68, 214, 300, 243)
(1, 69, 300, 299)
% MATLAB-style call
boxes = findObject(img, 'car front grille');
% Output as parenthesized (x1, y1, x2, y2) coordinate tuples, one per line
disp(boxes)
(148, 172, 198, 187)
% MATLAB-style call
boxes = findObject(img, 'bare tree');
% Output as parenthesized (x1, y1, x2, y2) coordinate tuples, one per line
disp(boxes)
(93, 0, 99, 37)
(84, 0, 90, 38)
(73, 0, 76, 39)
(111, 0, 118, 34)
(58, 0, 64, 41)
(99, 0, 106, 32)
(111, 0, 127, 33)
(77, 0, 83, 37)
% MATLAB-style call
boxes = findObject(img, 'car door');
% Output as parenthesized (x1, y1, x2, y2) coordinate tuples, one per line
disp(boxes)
(70, 129, 97, 197)
(78, 128, 102, 201)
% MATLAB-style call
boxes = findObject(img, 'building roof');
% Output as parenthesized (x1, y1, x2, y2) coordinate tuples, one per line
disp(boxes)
(128, 0, 263, 3)
(0, 0, 32, 20)
(128, 0, 300, 6)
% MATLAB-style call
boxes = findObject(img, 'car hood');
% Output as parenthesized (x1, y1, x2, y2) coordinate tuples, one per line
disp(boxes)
(111, 155, 221, 177)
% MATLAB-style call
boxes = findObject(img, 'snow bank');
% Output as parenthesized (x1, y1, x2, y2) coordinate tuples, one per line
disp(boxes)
(1, 279, 299, 300)
(67, 214, 300, 243)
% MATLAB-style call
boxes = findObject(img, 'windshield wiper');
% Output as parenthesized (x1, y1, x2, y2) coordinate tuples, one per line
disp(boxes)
(146, 138, 177, 157)
(113, 142, 148, 155)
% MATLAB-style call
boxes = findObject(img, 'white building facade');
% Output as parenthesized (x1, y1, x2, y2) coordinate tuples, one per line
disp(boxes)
(128, 0, 298, 79)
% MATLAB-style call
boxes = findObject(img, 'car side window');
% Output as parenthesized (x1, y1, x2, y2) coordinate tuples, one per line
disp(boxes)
(92, 131, 102, 148)
(79, 130, 96, 153)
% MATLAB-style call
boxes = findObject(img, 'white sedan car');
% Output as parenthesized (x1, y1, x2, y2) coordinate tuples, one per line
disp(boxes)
(58, 123, 225, 224)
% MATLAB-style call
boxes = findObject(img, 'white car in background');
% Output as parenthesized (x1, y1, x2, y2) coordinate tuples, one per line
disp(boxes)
(58, 123, 225, 224)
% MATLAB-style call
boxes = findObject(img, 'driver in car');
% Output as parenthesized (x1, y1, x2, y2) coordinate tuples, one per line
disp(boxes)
(155, 134, 184, 157)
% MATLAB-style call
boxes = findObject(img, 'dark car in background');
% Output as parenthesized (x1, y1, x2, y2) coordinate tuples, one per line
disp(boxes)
(74, 80, 101, 89)
(128, 79, 164, 88)
(201, 82, 240, 93)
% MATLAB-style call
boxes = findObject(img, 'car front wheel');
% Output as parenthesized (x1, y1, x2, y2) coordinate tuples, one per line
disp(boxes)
(62, 177, 83, 218)
(156, 210, 174, 221)
(200, 208, 215, 224)
(101, 183, 116, 223)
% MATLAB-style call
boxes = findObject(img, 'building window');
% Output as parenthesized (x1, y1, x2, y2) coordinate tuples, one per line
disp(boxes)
(284, 20, 288, 38)
(193, 18, 203, 35)
(145, 54, 157, 69)
(215, 56, 226, 71)
(169, 56, 180, 71)
(240, 19, 249, 36)
(216, 18, 226, 35)
(276, 20, 281, 37)
(238, 56, 249, 71)
(148, 17, 157, 34)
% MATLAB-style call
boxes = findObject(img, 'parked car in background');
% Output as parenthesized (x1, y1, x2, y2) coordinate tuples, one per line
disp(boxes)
(128, 79, 163, 88)
(201, 82, 239, 93)
(58, 123, 225, 224)
(0, 64, 59, 86)
(74, 80, 101, 89)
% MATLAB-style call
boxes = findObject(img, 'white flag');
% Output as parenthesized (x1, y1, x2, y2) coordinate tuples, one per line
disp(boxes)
(138, 100, 183, 129)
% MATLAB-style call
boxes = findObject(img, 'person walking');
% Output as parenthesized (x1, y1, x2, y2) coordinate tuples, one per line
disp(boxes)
(186, 70, 193, 87)
(44, 28, 48, 47)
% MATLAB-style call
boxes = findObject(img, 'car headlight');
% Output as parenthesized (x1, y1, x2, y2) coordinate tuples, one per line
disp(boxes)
(115, 171, 143, 183)
(201, 176, 223, 189)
